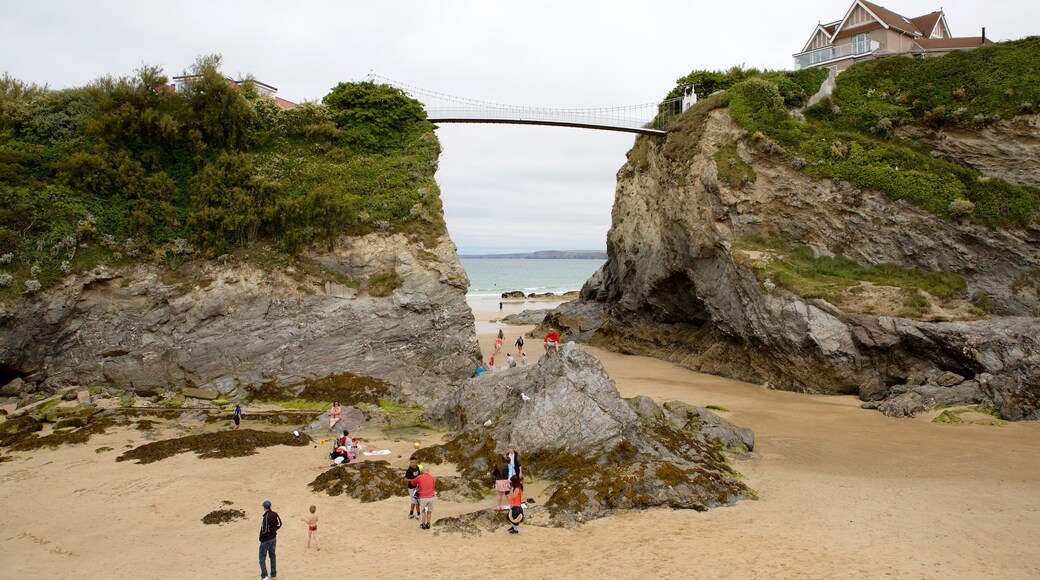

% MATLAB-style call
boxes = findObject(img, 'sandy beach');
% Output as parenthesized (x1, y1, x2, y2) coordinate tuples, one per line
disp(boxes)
(1, 297, 1039, 579)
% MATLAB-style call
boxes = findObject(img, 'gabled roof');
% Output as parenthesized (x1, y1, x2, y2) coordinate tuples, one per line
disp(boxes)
(800, 22, 838, 53)
(859, 0, 923, 35)
(910, 11, 943, 38)
(914, 36, 993, 50)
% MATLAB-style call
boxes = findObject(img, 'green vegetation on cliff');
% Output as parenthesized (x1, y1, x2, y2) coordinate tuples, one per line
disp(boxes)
(0, 55, 444, 297)
(664, 38, 1040, 228)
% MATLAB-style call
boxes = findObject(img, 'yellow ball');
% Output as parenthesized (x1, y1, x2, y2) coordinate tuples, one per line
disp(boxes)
(414, 442, 421, 448)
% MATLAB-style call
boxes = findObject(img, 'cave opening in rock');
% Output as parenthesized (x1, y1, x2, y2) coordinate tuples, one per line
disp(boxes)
(0, 365, 29, 387)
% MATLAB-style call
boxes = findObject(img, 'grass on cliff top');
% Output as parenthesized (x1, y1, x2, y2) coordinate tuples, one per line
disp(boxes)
(831, 36, 1040, 131)
(733, 235, 967, 304)
(0, 59, 445, 300)
(664, 47, 1040, 227)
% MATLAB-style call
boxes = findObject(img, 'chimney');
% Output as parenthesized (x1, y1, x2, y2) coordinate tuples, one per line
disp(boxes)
(981, 27, 986, 45)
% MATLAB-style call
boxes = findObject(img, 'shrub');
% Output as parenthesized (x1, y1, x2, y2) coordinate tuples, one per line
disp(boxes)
(322, 81, 427, 153)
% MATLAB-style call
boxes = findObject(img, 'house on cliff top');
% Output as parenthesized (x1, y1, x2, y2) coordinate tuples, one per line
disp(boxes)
(170, 75, 296, 108)
(794, 0, 992, 72)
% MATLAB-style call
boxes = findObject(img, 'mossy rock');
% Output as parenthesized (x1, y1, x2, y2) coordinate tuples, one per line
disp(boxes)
(202, 509, 246, 525)
(9, 417, 114, 451)
(0, 415, 43, 446)
(309, 460, 408, 502)
(116, 429, 311, 464)
(247, 372, 394, 407)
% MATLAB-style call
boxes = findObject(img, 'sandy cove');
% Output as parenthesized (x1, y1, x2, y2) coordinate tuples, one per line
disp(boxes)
(1, 298, 1039, 579)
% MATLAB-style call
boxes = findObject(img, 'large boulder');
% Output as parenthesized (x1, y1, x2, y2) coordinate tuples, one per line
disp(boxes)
(418, 343, 751, 528)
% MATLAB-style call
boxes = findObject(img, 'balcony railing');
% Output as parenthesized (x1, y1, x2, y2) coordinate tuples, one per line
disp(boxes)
(794, 39, 881, 69)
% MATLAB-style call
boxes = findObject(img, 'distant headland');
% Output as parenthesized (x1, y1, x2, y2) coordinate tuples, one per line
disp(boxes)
(459, 250, 607, 259)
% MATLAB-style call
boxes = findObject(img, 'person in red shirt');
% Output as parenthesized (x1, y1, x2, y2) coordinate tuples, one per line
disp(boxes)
(543, 328, 560, 354)
(410, 465, 436, 530)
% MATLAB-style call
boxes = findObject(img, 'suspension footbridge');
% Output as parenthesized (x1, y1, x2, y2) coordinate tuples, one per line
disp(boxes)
(371, 74, 686, 136)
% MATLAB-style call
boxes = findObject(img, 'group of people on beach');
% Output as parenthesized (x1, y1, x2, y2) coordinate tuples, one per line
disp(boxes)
(479, 327, 561, 374)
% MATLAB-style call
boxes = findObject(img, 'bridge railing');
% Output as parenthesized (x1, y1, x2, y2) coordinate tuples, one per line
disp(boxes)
(372, 74, 680, 135)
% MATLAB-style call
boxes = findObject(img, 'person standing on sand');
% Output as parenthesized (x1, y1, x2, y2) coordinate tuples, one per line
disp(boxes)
(410, 465, 436, 530)
(507, 353, 516, 368)
(233, 403, 243, 430)
(499, 301, 503, 311)
(488, 355, 495, 372)
(301, 505, 319, 550)
(507, 475, 524, 534)
(328, 400, 341, 431)
(493, 454, 511, 510)
(404, 457, 421, 519)
(259, 500, 281, 580)
(506, 444, 523, 481)
(520, 353, 528, 366)
(514, 335, 524, 355)
(494, 330, 504, 355)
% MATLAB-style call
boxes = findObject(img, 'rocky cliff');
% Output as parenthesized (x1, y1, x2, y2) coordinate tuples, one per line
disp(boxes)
(553, 107, 1040, 420)
(0, 231, 480, 404)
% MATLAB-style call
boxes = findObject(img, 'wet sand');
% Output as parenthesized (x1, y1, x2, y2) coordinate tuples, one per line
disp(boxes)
(1, 299, 1038, 578)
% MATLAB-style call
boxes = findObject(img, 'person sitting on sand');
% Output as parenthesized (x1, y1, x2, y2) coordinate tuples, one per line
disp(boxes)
(507, 353, 516, 368)
(328, 400, 342, 431)
(301, 505, 319, 550)
(330, 443, 350, 464)
(544, 328, 560, 355)
(520, 353, 528, 366)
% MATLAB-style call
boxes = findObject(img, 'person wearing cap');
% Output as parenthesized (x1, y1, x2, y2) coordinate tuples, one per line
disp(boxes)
(258, 500, 282, 580)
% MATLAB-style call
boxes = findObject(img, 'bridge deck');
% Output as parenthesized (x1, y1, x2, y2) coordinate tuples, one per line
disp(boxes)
(428, 117, 667, 136)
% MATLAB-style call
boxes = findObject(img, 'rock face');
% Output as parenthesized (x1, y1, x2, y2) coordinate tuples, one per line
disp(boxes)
(555, 107, 1040, 420)
(0, 232, 480, 403)
(897, 113, 1040, 189)
(423, 344, 752, 527)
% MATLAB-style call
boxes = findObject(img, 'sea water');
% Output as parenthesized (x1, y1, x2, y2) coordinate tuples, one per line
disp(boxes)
(461, 258, 604, 297)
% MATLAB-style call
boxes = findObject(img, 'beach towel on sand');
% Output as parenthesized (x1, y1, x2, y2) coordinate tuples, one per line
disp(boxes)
(363, 450, 392, 456)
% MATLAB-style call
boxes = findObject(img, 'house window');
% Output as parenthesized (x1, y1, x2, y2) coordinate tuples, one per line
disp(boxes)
(853, 33, 871, 54)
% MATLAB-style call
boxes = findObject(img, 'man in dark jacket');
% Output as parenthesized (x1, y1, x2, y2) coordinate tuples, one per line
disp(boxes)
(259, 500, 281, 580)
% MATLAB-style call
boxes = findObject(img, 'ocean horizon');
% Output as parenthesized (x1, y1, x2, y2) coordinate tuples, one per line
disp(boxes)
(461, 257, 604, 297)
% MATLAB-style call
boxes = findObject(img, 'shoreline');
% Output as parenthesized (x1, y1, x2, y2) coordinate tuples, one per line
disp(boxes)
(1, 299, 1038, 578)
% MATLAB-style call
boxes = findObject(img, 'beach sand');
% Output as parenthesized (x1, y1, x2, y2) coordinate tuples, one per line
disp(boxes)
(2, 298, 1039, 579)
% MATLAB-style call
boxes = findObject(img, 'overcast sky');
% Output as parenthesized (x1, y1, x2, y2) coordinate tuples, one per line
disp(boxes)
(3, 1, 1037, 253)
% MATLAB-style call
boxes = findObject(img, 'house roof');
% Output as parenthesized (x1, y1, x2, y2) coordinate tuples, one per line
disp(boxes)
(833, 21, 884, 40)
(858, 0, 923, 36)
(914, 36, 992, 50)
(910, 11, 943, 37)
(274, 97, 296, 109)
(800, 22, 838, 53)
